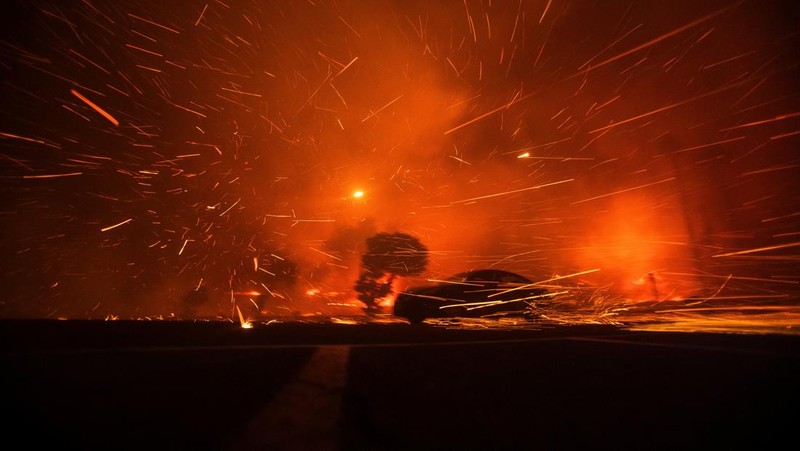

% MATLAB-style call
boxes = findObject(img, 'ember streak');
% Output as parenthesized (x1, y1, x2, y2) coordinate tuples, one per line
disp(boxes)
(0, 0, 798, 331)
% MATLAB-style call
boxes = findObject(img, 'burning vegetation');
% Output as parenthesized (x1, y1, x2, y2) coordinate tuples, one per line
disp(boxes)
(354, 232, 428, 312)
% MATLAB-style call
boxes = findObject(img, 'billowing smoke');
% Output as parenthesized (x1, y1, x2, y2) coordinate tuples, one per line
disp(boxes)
(1, 0, 798, 319)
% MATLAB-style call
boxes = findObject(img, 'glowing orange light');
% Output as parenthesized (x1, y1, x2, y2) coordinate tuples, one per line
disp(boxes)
(352, 190, 364, 199)
(236, 305, 253, 329)
(331, 318, 360, 325)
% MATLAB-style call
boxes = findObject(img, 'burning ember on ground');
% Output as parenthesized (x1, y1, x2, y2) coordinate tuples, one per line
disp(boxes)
(1, 0, 799, 334)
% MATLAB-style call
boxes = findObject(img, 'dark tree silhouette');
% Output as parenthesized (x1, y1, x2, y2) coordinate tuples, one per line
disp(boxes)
(181, 286, 209, 319)
(354, 232, 429, 312)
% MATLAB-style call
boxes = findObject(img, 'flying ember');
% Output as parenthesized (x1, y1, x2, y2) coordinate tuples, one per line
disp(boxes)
(0, 0, 798, 333)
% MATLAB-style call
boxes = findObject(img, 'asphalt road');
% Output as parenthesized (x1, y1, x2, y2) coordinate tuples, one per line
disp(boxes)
(2, 319, 799, 450)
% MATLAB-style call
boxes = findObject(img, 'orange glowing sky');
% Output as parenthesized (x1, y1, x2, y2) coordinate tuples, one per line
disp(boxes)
(0, 0, 798, 319)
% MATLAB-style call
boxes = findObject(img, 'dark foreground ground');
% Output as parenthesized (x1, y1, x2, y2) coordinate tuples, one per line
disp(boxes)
(2, 319, 799, 450)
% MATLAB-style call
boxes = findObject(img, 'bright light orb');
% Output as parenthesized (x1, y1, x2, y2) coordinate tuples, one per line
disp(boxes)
(352, 190, 364, 199)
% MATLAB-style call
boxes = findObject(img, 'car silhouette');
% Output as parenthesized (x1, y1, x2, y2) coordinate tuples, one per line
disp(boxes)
(393, 269, 549, 324)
